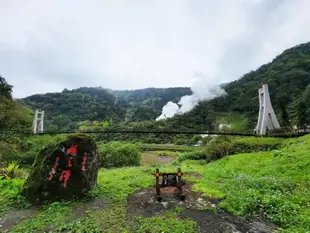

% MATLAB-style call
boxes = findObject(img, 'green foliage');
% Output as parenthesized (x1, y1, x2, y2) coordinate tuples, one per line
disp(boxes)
(229, 137, 283, 154)
(152, 150, 181, 157)
(138, 143, 198, 152)
(55, 204, 128, 233)
(173, 134, 202, 145)
(133, 210, 197, 233)
(21, 135, 67, 165)
(280, 101, 290, 127)
(169, 42, 310, 129)
(0, 178, 29, 215)
(0, 134, 68, 167)
(195, 134, 310, 232)
(0, 75, 13, 99)
(10, 202, 74, 233)
(173, 151, 209, 164)
(19, 87, 191, 130)
(2, 161, 22, 179)
(90, 160, 205, 201)
(89, 167, 153, 200)
(297, 100, 308, 128)
(0, 76, 32, 136)
(98, 141, 141, 168)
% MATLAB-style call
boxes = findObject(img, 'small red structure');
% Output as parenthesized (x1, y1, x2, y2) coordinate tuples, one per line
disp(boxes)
(154, 168, 185, 202)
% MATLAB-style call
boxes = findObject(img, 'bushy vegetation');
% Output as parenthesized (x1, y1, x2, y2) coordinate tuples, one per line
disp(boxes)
(195, 134, 310, 232)
(18, 87, 192, 131)
(174, 136, 283, 164)
(98, 141, 142, 168)
(0, 178, 29, 215)
(138, 143, 198, 152)
(229, 137, 283, 154)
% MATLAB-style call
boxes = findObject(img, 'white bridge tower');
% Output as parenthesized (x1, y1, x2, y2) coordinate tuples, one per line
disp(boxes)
(32, 110, 45, 134)
(254, 83, 280, 135)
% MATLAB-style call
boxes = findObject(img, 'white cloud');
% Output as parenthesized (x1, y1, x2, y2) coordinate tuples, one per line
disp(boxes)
(0, 0, 309, 98)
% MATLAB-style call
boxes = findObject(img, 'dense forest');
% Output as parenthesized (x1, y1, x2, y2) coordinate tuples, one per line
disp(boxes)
(4, 41, 310, 134)
(18, 87, 192, 131)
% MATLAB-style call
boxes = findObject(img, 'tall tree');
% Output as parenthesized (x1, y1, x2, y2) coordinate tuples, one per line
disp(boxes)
(0, 76, 13, 99)
(297, 101, 308, 129)
(279, 101, 290, 127)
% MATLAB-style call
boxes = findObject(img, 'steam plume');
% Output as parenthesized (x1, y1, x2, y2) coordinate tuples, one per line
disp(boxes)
(156, 73, 227, 121)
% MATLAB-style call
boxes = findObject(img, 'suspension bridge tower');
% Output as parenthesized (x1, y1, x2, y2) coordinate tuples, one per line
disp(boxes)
(254, 83, 280, 135)
(32, 110, 45, 134)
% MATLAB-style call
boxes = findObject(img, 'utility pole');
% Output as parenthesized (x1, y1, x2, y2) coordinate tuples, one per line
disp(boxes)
(32, 110, 45, 134)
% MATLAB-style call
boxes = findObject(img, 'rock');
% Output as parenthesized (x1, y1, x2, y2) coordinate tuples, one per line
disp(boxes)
(22, 133, 99, 204)
(161, 202, 168, 208)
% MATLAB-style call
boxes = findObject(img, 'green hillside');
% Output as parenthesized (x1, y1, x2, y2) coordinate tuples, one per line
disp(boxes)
(187, 42, 310, 129)
(15, 42, 310, 133)
(195, 135, 310, 232)
(18, 87, 192, 131)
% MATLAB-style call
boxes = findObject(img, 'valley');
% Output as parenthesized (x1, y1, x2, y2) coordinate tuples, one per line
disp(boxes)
(1, 42, 310, 233)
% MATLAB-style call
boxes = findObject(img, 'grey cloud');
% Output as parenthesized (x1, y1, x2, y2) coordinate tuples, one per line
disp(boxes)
(0, 0, 309, 98)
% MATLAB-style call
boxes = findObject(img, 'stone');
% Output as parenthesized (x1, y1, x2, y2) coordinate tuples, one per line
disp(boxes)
(22, 133, 99, 204)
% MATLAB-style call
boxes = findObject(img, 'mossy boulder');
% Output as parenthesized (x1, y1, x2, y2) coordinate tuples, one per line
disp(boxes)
(23, 133, 99, 204)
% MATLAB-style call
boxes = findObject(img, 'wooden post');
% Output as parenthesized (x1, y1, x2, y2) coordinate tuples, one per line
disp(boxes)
(177, 168, 185, 200)
(155, 168, 161, 201)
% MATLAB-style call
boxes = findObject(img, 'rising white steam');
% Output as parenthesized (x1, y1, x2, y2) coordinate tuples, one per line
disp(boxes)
(156, 73, 227, 121)
(156, 101, 180, 120)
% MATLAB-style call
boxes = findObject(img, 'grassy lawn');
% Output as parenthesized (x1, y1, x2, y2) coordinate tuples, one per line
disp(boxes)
(2, 161, 205, 233)
(1, 135, 310, 232)
(195, 135, 310, 233)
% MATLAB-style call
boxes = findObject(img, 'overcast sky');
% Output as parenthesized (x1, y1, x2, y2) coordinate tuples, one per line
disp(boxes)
(0, 0, 310, 98)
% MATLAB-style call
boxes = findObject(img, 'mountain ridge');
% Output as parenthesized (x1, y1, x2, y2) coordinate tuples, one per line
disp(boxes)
(8, 41, 310, 132)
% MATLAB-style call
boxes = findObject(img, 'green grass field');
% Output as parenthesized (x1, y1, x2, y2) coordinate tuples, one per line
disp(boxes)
(1, 135, 310, 232)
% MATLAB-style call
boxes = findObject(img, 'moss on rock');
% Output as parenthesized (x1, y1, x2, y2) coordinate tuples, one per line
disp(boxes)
(22, 133, 99, 204)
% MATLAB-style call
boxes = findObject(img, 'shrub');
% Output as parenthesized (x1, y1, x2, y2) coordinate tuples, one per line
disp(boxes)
(173, 136, 284, 165)
(229, 137, 283, 154)
(98, 141, 141, 168)
(173, 150, 213, 164)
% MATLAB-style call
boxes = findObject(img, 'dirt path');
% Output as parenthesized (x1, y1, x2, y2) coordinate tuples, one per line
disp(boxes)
(0, 208, 37, 232)
(126, 183, 277, 233)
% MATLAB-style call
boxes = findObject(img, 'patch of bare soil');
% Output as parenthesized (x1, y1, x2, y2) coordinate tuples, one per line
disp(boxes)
(0, 208, 37, 233)
(126, 183, 277, 233)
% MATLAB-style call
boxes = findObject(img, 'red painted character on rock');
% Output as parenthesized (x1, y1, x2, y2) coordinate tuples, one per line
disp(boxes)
(47, 144, 89, 188)
(67, 144, 78, 156)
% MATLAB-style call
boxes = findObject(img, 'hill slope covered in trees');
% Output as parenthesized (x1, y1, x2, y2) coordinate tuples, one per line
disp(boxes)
(18, 87, 192, 131)
(166, 42, 310, 131)
(12, 41, 310, 132)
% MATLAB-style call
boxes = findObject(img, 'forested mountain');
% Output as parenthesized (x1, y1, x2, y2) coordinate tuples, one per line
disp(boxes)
(10, 41, 310, 133)
(18, 87, 191, 131)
